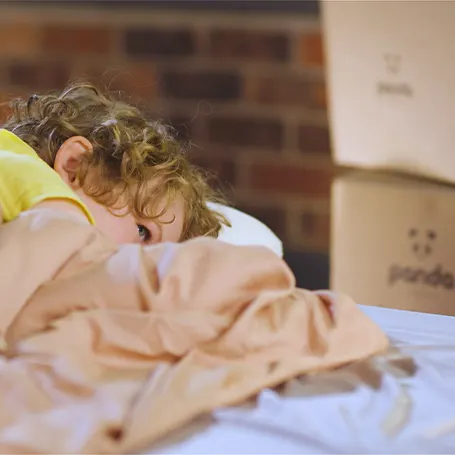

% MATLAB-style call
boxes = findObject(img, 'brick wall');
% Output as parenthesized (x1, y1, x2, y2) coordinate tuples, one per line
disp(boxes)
(0, 4, 332, 253)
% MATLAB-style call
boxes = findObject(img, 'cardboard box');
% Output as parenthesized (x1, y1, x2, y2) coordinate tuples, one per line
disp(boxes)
(331, 173, 455, 315)
(322, 1, 455, 184)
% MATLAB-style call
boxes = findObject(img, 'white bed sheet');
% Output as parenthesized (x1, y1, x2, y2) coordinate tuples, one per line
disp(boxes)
(146, 305, 455, 454)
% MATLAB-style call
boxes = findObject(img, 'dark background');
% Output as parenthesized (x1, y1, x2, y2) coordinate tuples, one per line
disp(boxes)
(11, 1, 320, 14)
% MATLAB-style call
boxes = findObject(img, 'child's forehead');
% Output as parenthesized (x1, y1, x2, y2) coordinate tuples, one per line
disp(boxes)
(126, 180, 186, 217)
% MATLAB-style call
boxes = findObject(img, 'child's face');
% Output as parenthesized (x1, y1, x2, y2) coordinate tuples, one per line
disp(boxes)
(54, 136, 185, 245)
(76, 189, 185, 245)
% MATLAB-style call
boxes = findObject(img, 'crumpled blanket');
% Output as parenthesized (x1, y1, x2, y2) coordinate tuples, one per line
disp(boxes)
(0, 208, 389, 454)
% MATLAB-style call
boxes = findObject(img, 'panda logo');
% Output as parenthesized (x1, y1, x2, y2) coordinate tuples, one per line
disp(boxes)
(384, 53, 402, 75)
(408, 228, 436, 260)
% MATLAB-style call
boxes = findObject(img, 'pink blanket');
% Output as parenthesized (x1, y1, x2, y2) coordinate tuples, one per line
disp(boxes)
(0, 208, 388, 453)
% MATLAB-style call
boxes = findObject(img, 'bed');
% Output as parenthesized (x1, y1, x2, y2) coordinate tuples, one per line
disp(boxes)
(2, 205, 453, 453)
(146, 305, 455, 454)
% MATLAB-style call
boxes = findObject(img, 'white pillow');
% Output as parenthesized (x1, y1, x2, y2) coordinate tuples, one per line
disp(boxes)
(208, 203, 283, 257)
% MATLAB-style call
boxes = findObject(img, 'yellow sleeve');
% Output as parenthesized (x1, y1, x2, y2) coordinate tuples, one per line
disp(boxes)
(0, 131, 95, 224)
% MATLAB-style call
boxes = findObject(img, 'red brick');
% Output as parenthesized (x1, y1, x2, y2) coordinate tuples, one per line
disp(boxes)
(168, 116, 194, 141)
(0, 24, 41, 56)
(208, 117, 283, 151)
(42, 25, 113, 55)
(0, 90, 26, 125)
(162, 70, 241, 101)
(245, 73, 326, 108)
(248, 162, 332, 197)
(299, 32, 324, 68)
(0, 105, 10, 125)
(125, 28, 196, 57)
(7, 62, 70, 91)
(234, 203, 287, 241)
(310, 81, 327, 109)
(298, 125, 331, 154)
(245, 73, 307, 106)
(73, 64, 157, 100)
(0, 94, 12, 125)
(190, 154, 238, 188)
(210, 29, 289, 62)
(299, 210, 330, 251)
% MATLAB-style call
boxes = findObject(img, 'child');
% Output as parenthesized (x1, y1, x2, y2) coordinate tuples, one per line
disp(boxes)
(0, 81, 228, 244)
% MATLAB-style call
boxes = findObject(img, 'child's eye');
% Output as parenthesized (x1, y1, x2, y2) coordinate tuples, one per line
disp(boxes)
(137, 224, 151, 243)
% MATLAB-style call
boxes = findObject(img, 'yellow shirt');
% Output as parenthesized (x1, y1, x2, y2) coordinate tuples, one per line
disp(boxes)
(0, 129, 95, 224)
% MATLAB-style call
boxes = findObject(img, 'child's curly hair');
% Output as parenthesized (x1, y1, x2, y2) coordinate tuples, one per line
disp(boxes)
(3, 81, 229, 240)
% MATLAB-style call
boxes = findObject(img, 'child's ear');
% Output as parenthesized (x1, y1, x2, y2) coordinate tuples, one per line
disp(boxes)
(54, 136, 92, 188)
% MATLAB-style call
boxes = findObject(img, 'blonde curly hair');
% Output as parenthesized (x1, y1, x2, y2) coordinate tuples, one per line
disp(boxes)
(3, 81, 229, 240)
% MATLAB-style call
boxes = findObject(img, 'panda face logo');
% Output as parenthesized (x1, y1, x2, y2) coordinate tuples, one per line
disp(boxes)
(408, 228, 436, 260)
(384, 53, 402, 75)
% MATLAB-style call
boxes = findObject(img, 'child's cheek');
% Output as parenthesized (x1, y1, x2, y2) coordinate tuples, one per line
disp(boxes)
(81, 197, 136, 244)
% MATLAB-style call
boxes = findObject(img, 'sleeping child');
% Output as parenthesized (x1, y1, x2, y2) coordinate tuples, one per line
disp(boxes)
(0, 81, 228, 244)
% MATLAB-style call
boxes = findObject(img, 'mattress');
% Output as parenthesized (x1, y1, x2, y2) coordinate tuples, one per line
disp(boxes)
(145, 305, 455, 454)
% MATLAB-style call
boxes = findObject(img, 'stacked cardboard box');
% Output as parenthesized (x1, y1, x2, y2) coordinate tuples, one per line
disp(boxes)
(322, 0, 455, 315)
